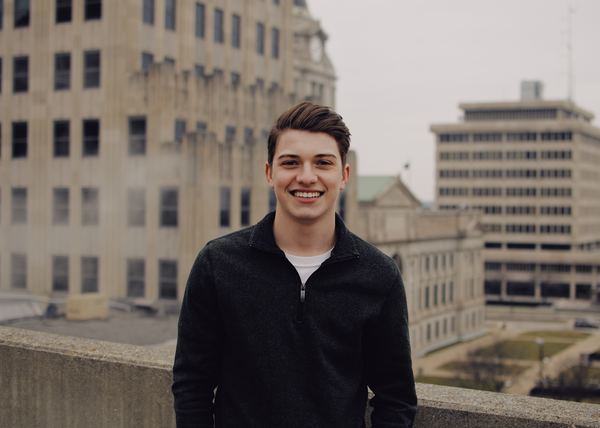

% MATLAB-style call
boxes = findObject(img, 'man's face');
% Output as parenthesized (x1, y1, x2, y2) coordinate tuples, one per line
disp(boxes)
(265, 129, 349, 226)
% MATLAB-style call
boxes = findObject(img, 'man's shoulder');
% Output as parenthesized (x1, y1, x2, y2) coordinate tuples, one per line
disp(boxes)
(204, 225, 255, 254)
(345, 230, 400, 281)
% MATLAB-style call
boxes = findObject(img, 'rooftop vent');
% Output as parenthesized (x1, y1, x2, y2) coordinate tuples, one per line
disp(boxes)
(520, 81, 544, 101)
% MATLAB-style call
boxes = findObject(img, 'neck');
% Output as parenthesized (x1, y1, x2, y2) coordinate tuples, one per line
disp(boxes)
(273, 213, 336, 256)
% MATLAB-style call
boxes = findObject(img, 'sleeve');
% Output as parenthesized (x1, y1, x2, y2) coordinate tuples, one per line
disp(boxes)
(172, 245, 222, 428)
(364, 267, 417, 428)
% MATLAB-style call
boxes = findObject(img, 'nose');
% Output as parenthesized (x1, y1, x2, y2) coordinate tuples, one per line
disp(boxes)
(296, 162, 317, 184)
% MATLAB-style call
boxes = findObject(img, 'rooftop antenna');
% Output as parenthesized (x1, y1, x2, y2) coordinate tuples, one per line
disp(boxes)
(566, 1, 575, 101)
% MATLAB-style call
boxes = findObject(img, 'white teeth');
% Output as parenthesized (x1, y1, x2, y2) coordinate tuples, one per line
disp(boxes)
(294, 191, 321, 198)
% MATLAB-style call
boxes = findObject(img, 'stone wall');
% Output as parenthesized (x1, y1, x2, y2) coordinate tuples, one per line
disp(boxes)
(1, 326, 599, 428)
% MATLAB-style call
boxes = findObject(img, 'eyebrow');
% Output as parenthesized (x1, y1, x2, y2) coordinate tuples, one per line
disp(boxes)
(277, 153, 338, 160)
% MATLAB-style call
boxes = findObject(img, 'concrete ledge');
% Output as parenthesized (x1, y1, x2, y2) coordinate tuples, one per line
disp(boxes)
(1, 326, 599, 428)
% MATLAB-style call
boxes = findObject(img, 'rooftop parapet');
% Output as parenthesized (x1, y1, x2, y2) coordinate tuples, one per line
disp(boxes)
(1, 326, 599, 427)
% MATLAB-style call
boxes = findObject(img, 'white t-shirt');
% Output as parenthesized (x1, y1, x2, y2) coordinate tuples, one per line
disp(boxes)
(284, 248, 333, 286)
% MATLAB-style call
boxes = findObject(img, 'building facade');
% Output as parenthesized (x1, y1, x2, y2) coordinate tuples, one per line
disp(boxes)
(357, 176, 485, 356)
(0, 0, 356, 303)
(432, 84, 600, 306)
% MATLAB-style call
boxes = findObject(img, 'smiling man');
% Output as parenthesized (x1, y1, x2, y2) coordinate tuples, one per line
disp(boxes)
(172, 102, 417, 428)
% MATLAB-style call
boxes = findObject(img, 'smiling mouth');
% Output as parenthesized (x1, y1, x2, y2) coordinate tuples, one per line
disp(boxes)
(290, 190, 324, 199)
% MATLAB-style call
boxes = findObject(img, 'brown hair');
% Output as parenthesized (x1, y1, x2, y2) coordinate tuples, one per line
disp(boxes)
(267, 101, 351, 165)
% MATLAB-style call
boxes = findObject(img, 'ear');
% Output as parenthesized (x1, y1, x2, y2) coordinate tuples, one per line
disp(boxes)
(340, 163, 350, 191)
(265, 161, 274, 186)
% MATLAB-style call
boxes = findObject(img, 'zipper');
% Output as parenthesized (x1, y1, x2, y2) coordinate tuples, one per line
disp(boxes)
(300, 282, 306, 303)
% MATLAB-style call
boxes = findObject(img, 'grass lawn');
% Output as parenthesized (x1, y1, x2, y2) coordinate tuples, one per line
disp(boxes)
(474, 340, 572, 360)
(416, 375, 499, 392)
(424, 334, 488, 356)
(517, 330, 590, 342)
(439, 360, 529, 375)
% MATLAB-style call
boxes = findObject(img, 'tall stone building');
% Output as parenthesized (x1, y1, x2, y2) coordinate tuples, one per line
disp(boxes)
(432, 83, 600, 307)
(0, 0, 356, 303)
(357, 176, 485, 356)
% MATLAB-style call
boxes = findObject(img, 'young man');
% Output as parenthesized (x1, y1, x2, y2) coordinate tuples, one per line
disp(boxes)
(172, 102, 417, 427)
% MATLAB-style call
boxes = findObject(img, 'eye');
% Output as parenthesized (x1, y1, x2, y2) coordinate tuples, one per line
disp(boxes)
(316, 159, 334, 167)
(280, 159, 298, 167)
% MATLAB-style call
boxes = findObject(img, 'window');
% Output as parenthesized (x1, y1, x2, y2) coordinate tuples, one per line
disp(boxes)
(196, 121, 207, 134)
(424, 286, 430, 309)
(12, 121, 27, 158)
(11, 254, 27, 289)
(14, 0, 30, 27)
(220, 187, 231, 227)
(0, 58, 3, 93)
(433, 284, 438, 306)
(54, 52, 71, 90)
(84, 0, 101, 20)
(231, 71, 240, 87)
(271, 27, 280, 59)
(81, 187, 99, 225)
(143, 0, 154, 25)
(56, 0, 72, 23)
(214, 8, 224, 43)
(83, 50, 100, 88)
(449, 281, 454, 302)
(195, 3, 205, 38)
(165, 0, 176, 30)
(164, 56, 175, 66)
(82, 119, 100, 156)
(0, 1, 3, 30)
(194, 64, 205, 78)
(256, 22, 265, 55)
(52, 256, 69, 292)
(128, 116, 146, 155)
(160, 188, 178, 227)
(575, 284, 591, 300)
(53, 120, 70, 157)
(53, 188, 69, 225)
(231, 14, 241, 48)
(174, 119, 186, 142)
(541, 283, 570, 298)
(11, 188, 27, 224)
(159, 260, 178, 299)
(81, 256, 98, 293)
(241, 188, 251, 226)
(127, 188, 145, 227)
(127, 259, 145, 298)
(141, 52, 153, 72)
(225, 125, 236, 143)
(13, 56, 28, 93)
(507, 281, 535, 296)
(484, 280, 501, 295)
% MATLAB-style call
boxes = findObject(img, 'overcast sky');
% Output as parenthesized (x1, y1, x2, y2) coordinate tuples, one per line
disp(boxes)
(308, 0, 600, 202)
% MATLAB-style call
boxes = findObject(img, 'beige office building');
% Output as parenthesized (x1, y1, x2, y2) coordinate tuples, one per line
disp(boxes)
(0, 0, 356, 303)
(431, 83, 600, 306)
(357, 176, 485, 356)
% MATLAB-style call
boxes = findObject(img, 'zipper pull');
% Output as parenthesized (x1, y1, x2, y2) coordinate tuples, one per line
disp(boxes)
(300, 283, 306, 303)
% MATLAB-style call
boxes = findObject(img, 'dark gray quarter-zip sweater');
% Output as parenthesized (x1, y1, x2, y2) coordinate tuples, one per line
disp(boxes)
(172, 212, 417, 428)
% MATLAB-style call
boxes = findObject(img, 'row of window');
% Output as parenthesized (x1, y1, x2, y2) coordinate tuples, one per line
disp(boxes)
(439, 187, 572, 198)
(0, 118, 262, 159)
(0, 51, 100, 95)
(484, 280, 593, 300)
(481, 223, 572, 234)
(420, 282, 454, 310)
(439, 150, 572, 161)
(0, 186, 254, 229)
(0, 0, 101, 30)
(439, 169, 572, 179)
(7, 253, 178, 299)
(470, 205, 572, 216)
(439, 131, 573, 143)
(484, 262, 596, 273)
(464, 108, 559, 122)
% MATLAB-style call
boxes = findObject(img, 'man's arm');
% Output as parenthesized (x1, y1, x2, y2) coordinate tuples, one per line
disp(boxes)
(172, 246, 222, 428)
(364, 268, 417, 428)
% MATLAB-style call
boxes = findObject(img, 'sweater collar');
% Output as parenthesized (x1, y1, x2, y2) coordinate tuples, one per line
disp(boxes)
(249, 211, 360, 262)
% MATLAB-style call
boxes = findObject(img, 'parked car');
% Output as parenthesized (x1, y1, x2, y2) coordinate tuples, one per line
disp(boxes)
(574, 318, 600, 329)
